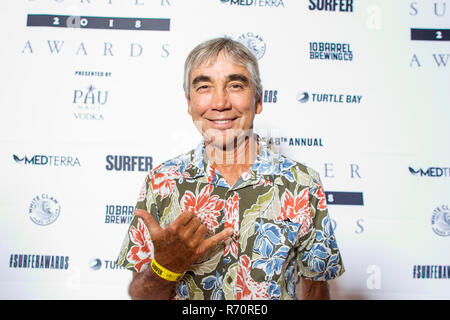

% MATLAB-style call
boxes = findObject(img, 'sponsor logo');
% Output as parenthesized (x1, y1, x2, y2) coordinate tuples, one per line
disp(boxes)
(413, 265, 450, 279)
(89, 258, 125, 271)
(28, 194, 61, 226)
(309, 42, 353, 61)
(105, 205, 135, 224)
(105, 155, 153, 172)
(431, 204, 450, 237)
(13, 154, 81, 167)
(308, 0, 354, 12)
(409, 166, 450, 177)
(220, 0, 285, 7)
(296, 91, 362, 104)
(9, 253, 69, 270)
(73, 84, 109, 120)
(236, 32, 266, 60)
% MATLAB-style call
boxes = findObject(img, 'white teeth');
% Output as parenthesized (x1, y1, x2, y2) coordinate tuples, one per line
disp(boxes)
(214, 120, 232, 124)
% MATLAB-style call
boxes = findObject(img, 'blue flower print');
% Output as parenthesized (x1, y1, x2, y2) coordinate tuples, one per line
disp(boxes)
(201, 271, 223, 300)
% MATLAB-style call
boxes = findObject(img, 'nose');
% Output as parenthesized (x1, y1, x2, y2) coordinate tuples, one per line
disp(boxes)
(212, 88, 230, 111)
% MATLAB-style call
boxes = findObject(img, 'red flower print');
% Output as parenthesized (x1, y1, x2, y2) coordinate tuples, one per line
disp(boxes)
(315, 184, 328, 211)
(236, 255, 269, 300)
(224, 192, 239, 258)
(150, 164, 190, 200)
(180, 184, 225, 233)
(127, 218, 154, 272)
(278, 188, 313, 237)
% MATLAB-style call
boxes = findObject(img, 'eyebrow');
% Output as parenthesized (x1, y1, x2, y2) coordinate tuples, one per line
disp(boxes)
(191, 75, 211, 87)
(226, 74, 250, 86)
(191, 73, 250, 87)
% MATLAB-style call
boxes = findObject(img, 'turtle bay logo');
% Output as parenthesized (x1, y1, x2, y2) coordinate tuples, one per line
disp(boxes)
(236, 32, 266, 60)
(431, 205, 450, 237)
(89, 258, 125, 271)
(13, 154, 81, 167)
(73, 85, 109, 120)
(220, 0, 285, 7)
(296, 91, 362, 104)
(309, 42, 353, 61)
(28, 194, 61, 226)
(409, 166, 450, 177)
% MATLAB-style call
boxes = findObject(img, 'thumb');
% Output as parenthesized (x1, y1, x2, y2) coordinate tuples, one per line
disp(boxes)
(134, 209, 162, 238)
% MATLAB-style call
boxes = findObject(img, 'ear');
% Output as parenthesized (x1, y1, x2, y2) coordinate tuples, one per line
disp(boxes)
(185, 92, 192, 115)
(255, 97, 263, 115)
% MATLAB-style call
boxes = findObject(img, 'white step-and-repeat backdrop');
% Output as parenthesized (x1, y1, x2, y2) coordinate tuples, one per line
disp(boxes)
(0, 0, 449, 299)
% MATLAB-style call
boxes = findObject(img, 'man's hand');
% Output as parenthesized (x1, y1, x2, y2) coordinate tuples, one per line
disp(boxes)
(134, 209, 233, 274)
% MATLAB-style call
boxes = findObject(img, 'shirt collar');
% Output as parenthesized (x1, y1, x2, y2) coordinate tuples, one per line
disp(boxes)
(188, 136, 290, 189)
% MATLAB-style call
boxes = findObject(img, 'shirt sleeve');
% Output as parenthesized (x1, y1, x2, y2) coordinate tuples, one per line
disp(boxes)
(295, 178, 345, 281)
(116, 175, 157, 272)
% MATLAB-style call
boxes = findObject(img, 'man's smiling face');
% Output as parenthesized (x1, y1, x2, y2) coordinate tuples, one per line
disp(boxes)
(186, 51, 262, 150)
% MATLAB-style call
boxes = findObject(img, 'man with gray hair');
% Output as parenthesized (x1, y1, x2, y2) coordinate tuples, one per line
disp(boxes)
(116, 37, 344, 300)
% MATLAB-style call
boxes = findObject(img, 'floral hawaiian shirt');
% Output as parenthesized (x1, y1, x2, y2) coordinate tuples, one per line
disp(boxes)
(116, 137, 345, 300)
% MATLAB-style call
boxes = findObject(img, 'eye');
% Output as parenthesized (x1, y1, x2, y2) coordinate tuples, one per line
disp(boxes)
(196, 84, 210, 91)
(229, 82, 244, 90)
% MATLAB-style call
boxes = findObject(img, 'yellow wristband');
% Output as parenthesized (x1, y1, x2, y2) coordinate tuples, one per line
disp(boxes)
(150, 259, 184, 282)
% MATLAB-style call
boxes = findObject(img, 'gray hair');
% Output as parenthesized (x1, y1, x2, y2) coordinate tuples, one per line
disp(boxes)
(183, 37, 262, 102)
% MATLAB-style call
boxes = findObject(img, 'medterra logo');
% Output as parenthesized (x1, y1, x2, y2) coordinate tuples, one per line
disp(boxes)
(28, 194, 61, 226)
(431, 205, 450, 237)
(13, 154, 81, 167)
(236, 32, 266, 60)
(409, 166, 450, 177)
(220, 0, 285, 7)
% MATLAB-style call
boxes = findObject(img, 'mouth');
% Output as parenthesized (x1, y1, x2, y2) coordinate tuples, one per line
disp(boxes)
(208, 118, 237, 128)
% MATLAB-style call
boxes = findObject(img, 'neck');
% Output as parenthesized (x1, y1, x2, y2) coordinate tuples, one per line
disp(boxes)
(205, 134, 259, 168)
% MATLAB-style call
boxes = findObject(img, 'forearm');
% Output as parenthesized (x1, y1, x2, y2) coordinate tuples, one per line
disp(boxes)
(297, 278, 330, 300)
(128, 267, 177, 300)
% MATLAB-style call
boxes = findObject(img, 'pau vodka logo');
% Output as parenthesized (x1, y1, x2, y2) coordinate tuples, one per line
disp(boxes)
(72, 84, 109, 120)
